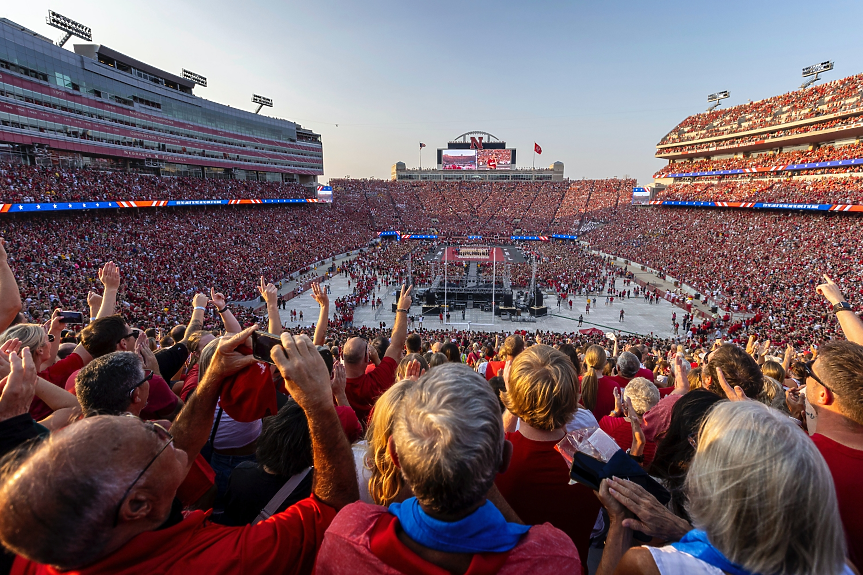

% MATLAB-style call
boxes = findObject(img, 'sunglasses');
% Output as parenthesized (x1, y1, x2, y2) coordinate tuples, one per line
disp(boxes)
(118, 329, 141, 344)
(112, 417, 173, 527)
(129, 370, 154, 398)
(803, 360, 836, 395)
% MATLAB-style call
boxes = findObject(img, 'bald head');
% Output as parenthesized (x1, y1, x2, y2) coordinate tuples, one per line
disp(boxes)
(342, 337, 369, 365)
(0, 416, 183, 570)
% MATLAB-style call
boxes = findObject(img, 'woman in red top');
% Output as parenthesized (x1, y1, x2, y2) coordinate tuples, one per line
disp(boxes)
(579, 344, 617, 420)
(598, 377, 660, 467)
(496, 345, 600, 570)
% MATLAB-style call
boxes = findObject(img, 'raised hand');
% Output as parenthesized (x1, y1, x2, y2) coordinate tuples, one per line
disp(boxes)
(404, 359, 425, 382)
(311, 281, 329, 308)
(87, 291, 103, 311)
(258, 276, 278, 305)
(611, 386, 624, 417)
(98, 261, 120, 291)
(0, 349, 37, 423)
(135, 330, 160, 375)
(192, 293, 208, 309)
(0, 338, 21, 380)
(672, 355, 690, 395)
(209, 287, 227, 310)
(206, 325, 261, 381)
(396, 283, 413, 310)
(715, 367, 748, 401)
(271, 333, 333, 411)
(624, 396, 645, 455)
(816, 274, 846, 306)
(330, 361, 348, 406)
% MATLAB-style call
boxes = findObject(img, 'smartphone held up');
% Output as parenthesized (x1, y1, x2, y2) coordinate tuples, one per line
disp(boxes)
(252, 330, 282, 364)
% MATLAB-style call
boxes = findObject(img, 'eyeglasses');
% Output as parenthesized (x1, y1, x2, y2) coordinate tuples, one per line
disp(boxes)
(129, 370, 153, 398)
(803, 360, 836, 395)
(112, 418, 174, 527)
(46, 334, 55, 343)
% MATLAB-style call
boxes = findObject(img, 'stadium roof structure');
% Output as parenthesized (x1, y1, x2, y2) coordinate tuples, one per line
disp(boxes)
(450, 131, 503, 144)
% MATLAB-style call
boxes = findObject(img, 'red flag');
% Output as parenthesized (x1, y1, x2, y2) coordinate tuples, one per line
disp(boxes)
(534, 143, 542, 154)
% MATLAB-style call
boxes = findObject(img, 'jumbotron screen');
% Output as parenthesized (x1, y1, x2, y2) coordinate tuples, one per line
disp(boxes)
(441, 149, 477, 170)
(477, 149, 512, 170)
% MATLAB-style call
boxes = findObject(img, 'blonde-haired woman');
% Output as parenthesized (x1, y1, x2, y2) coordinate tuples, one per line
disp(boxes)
(597, 401, 854, 575)
(354, 379, 415, 505)
(581, 344, 617, 419)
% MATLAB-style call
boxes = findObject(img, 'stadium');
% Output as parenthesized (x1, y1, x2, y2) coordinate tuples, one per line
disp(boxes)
(0, 6, 860, 575)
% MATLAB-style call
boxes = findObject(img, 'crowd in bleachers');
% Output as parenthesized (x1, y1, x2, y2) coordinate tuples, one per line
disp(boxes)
(581, 206, 863, 346)
(659, 73, 863, 146)
(0, 193, 861, 575)
(655, 141, 863, 178)
(0, 162, 310, 203)
(657, 114, 863, 157)
(330, 179, 634, 236)
(657, 175, 863, 204)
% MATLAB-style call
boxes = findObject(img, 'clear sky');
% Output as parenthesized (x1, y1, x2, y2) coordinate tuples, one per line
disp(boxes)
(5, 1, 863, 184)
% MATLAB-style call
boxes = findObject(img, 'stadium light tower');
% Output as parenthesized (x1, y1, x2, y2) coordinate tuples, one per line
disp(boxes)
(801, 61, 834, 89)
(46, 10, 92, 47)
(706, 91, 730, 112)
(252, 94, 273, 114)
(182, 69, 207, 88)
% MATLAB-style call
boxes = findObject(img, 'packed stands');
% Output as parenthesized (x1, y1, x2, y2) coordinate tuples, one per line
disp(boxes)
(655, 141, 863, 178)
(658, 73, 863, 147)
(655, 175, 863, 204)
(0, 162, 311, 203)
(580, 205, 863, 344)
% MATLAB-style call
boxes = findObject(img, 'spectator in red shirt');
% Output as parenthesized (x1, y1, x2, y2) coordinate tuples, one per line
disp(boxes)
(317, 362, 580, 574)
(343, 285, 412, 424)
(0, 329, 359, 575)
(484, 335, 525, 381)
(496, 345, 600, 568)
(593, 351, 641, 419)
(804, 339, 863, 567)
(598, 377, 660, 467)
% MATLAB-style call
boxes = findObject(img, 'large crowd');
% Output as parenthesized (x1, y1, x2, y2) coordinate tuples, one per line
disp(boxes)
(658, 72, 863, 146)
(0, 199, 861, 574)
(0, 162, 310, 203)
(656, 175, 863, 204)
(654, 141, 863, 178)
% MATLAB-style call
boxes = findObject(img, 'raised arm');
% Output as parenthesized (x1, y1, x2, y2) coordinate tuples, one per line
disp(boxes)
(385, 284, 413, 362)
(272, 333, 359, 510)
(817, 274, 863, 346)
(86, 291, 102, 323)
(0, 239, 22, 332)
(310, 282, 329, 346)
(210, 288, 242, 334)
(96, 261, 120, 319)
(170, 325, 260, 469)
(180, 293, 208, 344)
(258, 276, 282, 335)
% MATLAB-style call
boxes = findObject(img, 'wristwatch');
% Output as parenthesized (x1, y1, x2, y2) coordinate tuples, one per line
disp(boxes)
(833, 301, 854, 314)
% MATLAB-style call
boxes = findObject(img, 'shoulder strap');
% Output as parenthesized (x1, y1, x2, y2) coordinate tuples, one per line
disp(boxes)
(208, 407, 223, 448)
(252, 467, 313, 525)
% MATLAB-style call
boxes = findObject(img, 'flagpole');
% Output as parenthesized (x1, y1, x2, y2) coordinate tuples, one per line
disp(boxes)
(532, 145, 535, 170)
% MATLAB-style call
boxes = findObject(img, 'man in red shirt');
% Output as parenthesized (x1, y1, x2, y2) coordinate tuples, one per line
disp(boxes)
(0, 327, 359, 575)
(806, 340, 863, 567)
(344, 285, 412, 424)
(484, 335, 525, 381)
(316, 363, 580, 574)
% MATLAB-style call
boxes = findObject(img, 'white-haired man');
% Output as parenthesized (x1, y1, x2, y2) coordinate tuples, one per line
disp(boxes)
(316, 363, 581, 573)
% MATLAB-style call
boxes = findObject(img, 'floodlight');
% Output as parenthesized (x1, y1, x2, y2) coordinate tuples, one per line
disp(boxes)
(252, 94, 273, 114)
(182, 69, 207, 87)
(801, 61, 834, 89)
(46, 10, 91, 47)
(706, 90, 729, 112)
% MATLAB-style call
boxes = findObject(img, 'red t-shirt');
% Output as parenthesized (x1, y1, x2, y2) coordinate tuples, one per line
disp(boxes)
(346, 356, 397, 424)
(485, 360, 506, 381)
(635, 367, 655, 382)
(812, 434, 863, 567)
(12, 495, 336, 575)
(598, 415, 657, 467)
(180, 365, 200, 402)
(591, 376, 626, 420)
(315, 501, 581, 575)
(30, 353, 84, 421)
(495, 431, 600, 569)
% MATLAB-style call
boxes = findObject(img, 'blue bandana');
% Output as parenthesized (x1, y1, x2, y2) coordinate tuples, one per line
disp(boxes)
(388, 497, 530, 554)
(671, 530, 758, 575)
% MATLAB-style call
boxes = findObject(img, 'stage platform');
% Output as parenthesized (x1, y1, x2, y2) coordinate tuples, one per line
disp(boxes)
(427, 245, 525, 264)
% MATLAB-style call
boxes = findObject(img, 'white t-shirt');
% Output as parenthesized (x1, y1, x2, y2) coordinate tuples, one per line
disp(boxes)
(212, 408, 262, 450)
